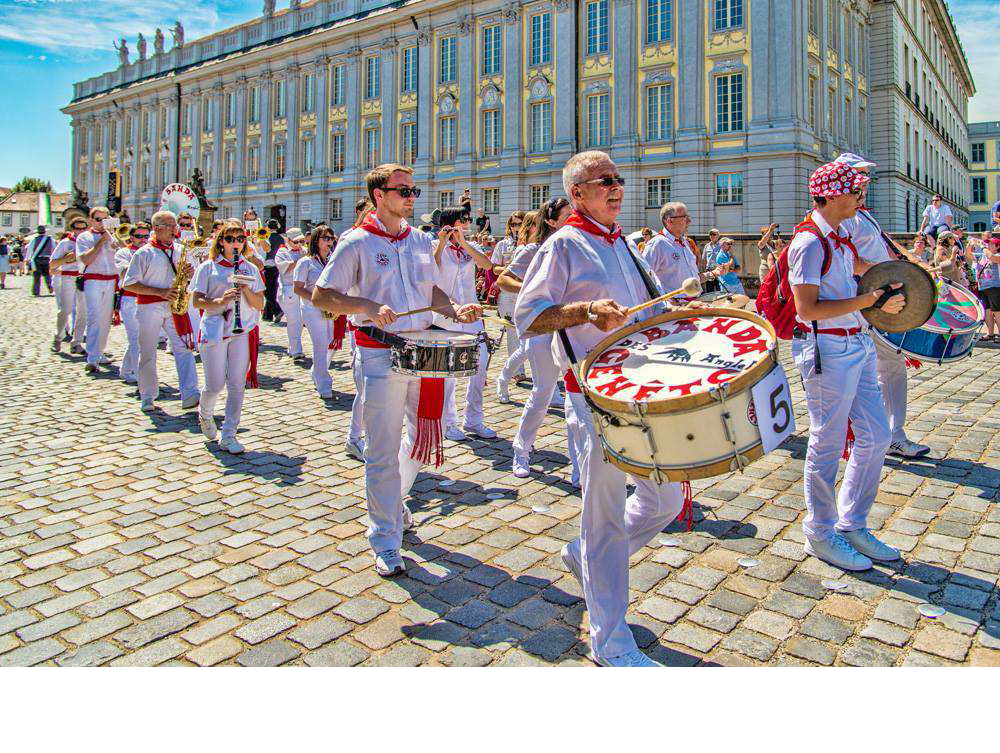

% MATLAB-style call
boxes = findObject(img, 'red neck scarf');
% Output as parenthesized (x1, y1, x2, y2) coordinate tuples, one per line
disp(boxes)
(360, 213, 411, 242)
(565, 211, 621, 245)
(151, 237, 172, 252)
(216, 256, 235, 268)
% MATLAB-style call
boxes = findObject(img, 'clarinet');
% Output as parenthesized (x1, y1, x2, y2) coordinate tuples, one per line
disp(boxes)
(231, 277, 244, 335)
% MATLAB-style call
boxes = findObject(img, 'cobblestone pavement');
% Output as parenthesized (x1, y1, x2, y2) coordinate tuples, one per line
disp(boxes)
(1, 275, 999, 667)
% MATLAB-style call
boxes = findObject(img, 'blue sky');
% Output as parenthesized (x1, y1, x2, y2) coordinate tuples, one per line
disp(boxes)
(0, 0, 997, 192)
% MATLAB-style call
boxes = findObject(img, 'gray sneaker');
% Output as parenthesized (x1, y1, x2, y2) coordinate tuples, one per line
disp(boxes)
(345, 438, 365, 462)
(804, 532, 873, 571)
(590, 649, 663, 667)
(888, 439, 930, 458)
(841, 528, 901, 562)
(374, 549, 405, 577)
(560, 542, 582, 586)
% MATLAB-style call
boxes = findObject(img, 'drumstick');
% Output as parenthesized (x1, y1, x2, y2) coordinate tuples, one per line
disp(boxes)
(624, 277, 702, 316)
(361, 303, 498, 325)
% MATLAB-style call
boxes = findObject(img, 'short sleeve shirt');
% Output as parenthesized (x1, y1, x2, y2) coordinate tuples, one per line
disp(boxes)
(190, 258, 265, 342)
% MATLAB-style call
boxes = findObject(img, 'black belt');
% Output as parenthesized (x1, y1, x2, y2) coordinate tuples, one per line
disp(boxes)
(355, 325, 407, 348)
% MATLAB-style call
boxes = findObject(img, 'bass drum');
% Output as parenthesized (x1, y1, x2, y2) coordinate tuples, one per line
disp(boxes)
(578, 309, 789, 482)
(870, 279, 984, 364)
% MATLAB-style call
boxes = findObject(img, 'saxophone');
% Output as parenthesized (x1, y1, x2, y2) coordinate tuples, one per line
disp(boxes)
(170, 234, 206, 314)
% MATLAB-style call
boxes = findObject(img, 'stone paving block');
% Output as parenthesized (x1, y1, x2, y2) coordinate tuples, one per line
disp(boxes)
(110, 637, 188, 667)
(35, 590, 95, 619)
(720, 629, 779, 662)
(507, 598, 561, 630)
(817, 594, 868, 622)
(187, 637, 244, 667)
(187, 592, 237, 618)
(56, 640, 123, 667)
(859, 620, 910, 647)
(115, 608, 196, 650)
(335, 597, 390, 625)
(17, 612, 81, 643)
(181, 614, 242, 645)
(0, 638, 65, 667)
(287, 616, 352, 650)
(0, 610, 38, 636)
(840, 639, 900, 667)
(303, 642, 370, 667)
(784, 636, 835, 666)
(800, 612, 854, 645)
(873, 599, 920, 629)
(127, 593, 184, 620)
(664, 623, 723, 654)
(368, 642, 432, 667)
(287, 590, 342, 620)
(941, 583, 990, 611)
(354, 614, 409, 651)
(77, 591, 140, 618)
(911, 625, 972, 662)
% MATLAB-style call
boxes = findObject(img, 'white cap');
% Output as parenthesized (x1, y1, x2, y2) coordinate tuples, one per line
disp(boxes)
(834, 152, 877, 169)
(286, 227, 305, 241)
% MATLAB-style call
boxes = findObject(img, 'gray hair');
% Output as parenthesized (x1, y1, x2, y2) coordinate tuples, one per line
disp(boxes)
(659, 202, 687, 226)
(150, 210, 177, 227)
(562, 150, 613, 198)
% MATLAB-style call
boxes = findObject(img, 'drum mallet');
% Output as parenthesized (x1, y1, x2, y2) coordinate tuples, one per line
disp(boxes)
(625, 277, 702, 316)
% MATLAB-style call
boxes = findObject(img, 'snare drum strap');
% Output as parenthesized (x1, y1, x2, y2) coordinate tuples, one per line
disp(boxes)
(355, 325, 406, 349)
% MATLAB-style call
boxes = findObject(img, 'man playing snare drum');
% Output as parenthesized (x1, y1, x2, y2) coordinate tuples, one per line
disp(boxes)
(515, 150, 687, 667)
(312, 163, 482, 578)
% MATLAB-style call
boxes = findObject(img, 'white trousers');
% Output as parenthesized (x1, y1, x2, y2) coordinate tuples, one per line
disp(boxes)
(188, 301, 202, 352)
(498, 324, 529, 384)
(872, 335, 909, 444)
(200, 333, 250, 440)
(564, 390, 685, 660)
(119, 296, 140, 381)
(793, 333, 891, 541)
(136, 302, 200, 403)
(301, 304, 333, 395)
(280, 290, 303, 356)
(512, 334, 561, 457)
(444, 339, 489, 429)
(54, 276, 86, 343)
(349, 332, 364, 444)
(83, 278, 115, 365)
(359, 346, 426, 554)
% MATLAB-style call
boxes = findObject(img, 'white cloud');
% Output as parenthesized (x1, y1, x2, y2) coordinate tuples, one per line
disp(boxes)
(950, 0, 1000, 121)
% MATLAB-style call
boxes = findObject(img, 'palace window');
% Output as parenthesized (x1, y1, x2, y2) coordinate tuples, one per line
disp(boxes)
(530, 102, 552, 153)
(301, 138, 315, 176)
(141, 112, 151, 142)
(365, 55, 380, 100)
(202, 98, 213, 132)
(225, 91, 236, 127)
(587, 93, 609, 147)
(247, 145, 260, 181)
(483, 188, 499, 214)
(808, 76, 817, 130)
(158, 158, 167, 186)
(330, 198, 343, 221)
(200, 150, 212, 184)
(125, 116, 134, 146)
(273, 79, 286, 118)
(646, 83, 673, 140)
(302, 73, 315, 113)
(482, 26, 502, 75)
(402, 48, 417, 93)
(586, 1, 609, 56)
(401, 122, 418, 165)
(439, 37, 457, 84)
(972, 142, 985, 162)
(715, 173, 744, 205)
(331, 132, 345, 172)
(715, 72, 744, 133)
(646, 178, 671, 208)
(529, 13, 552, 67)
(224, 150, 235, 184)
(365, 125, 381, 170)
(483, 109, 502, 157)
(439, 115, 457, 162)
(714, 0, 743, 32)
(972, 176, 986, 204)
(439, 191, 454, 208)
(530, 184, 550, 209)
(248, 86, 260, 123)
(273, 142, 286, 179)
(141, 161, 150, 192)
(646, 0, 672, 44)
(332, 64, 346, 105)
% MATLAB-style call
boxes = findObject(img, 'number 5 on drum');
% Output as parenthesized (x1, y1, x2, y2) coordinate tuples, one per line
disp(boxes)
(750, 367, 796, 454)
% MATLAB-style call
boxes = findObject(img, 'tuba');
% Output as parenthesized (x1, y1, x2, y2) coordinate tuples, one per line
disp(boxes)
(114, 222, 133, 246)
(171, 232, 206, 315)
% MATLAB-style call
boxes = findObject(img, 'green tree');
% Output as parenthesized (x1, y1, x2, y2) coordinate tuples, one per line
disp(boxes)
(11, 177, 54, 193)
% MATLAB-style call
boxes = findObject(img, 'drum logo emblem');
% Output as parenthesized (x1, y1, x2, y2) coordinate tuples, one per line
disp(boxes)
(375, 252, 390, 267)
(747, 400, 758, 426)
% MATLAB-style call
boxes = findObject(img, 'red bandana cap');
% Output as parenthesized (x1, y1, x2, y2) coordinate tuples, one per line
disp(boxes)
(808, 162, 870, 199)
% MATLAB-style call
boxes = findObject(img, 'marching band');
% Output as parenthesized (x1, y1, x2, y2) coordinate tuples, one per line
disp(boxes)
(30, 149, 993, 667)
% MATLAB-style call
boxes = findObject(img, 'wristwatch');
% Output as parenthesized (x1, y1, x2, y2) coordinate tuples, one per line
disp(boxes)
(586, 301, 599, 323)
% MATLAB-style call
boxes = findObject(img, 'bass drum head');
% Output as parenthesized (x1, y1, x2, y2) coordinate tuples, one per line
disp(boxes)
(923, 280, 984, 334)
(580, 308, 778, 415)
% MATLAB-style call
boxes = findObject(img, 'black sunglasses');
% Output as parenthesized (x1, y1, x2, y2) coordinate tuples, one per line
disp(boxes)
(579, 175, 626, 188)
(222, 234, 246, 243)
(382, 185, 421, 198)
(132, 233, 150, 239)
(318, 234, 335, 241)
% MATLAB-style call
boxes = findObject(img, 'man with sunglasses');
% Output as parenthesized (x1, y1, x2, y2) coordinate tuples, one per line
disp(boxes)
(834, 153, 930, 459)
(642, 201, 714, 301)
(113, 222, 151, 384)
(515, 150, 688, 667)
(49, 217, 90, 353)
(122, 210, 201, 413)
(75, 206, 120, 373)
(275, 227, 308, 363)
(918, 194, 953, 240)
(313, 163, 482, 578)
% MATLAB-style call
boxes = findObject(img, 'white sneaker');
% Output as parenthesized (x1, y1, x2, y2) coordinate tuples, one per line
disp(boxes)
(463, 424, 497, 439)
(888, 439, 930, 458)
(51, 336, 61, 353)
(220, 436, 245, 454)
(318, 389, 334, 399)
(123, 375, 137, 385)
(374, 549, 405, 577)
(841, 528, 901, 562)
(444, 426, 466, 441)
(402, 503, 415, 531)
(804, 533, 873, 571)
(496, 377, 510, 404)
(512, 454, 531, 478)
(198, 413, 218, 440)
(140, 399, 156, 412)
(84, 363, 98, 374)
(181, 394, 200, 410)
(345, 438, 365, 462)
(560, 543, 582, 586)
(590, 649, 663, 668)
(550, 391, 564, 408)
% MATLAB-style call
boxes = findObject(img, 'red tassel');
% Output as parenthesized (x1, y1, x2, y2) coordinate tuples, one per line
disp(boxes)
(171, 311, 194, 351)
(904, 357, 922, 369)
(676, 481, 694, 531)
(410, 377, 445, 467)
(842, 419, 855, 460)
(329, 314, 347, 351)
(246, 325, 260, 389)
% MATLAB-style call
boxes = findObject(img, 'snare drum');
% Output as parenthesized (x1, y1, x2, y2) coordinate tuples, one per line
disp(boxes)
(390, 329, 481, 378)
(579, 309, 788, 482)
(869, 280, 984, 364)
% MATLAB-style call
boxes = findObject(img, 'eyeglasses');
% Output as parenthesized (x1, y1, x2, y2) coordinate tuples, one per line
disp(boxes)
(668, 214, 691, 221)
(132, 233, 150, 240)
(382, 185, 422, 198)
(222, 235, 246, 243)
(319, 234, 335, 241)
(578, 175, 626, 188)
(179, 224, 195, 230)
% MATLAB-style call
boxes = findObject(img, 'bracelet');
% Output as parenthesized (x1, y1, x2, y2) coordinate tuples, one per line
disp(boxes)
(586, 301, 599, 323)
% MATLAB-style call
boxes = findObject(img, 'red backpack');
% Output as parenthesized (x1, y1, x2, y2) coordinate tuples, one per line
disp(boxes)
(755, 218, 833, 340)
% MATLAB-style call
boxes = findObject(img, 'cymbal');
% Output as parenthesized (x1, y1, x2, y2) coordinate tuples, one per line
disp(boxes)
(857, 260, 937, 333)
(698, 292, 752, 310)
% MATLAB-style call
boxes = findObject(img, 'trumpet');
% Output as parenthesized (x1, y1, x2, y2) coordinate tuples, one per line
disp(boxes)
(114, 223, 133, 245)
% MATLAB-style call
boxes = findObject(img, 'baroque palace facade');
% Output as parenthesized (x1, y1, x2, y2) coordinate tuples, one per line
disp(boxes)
(64, 0, 973, 235)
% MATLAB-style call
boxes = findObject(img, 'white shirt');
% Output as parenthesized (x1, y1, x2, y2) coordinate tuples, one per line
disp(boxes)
(51, 236, 78, 273)
(275, 245, 306, 294)
(316, 217, 439, 333)
(74, 228, 117, 275)
(506, 243, 540, 280)
(642, 230, 699, 295)
(840, 208, 891, 264)
(492, 237, 520, 318)
(190, 258, 265, 342)
(787, 210, 865, 330)
(114, 246, 138, 283)
(922, 202, 953, 227)
(434, 242, 484, 333)
(514, 218, 664, 368)
(123, 241, 186, 295)
(292, 255, 326, 312)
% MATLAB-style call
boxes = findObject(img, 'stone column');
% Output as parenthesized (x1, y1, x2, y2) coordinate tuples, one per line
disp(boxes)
(315, 57, 330, 174)
(456, 16, 474, 175)
(501, 6, 522, 164)
(414, 31, 433, 171)
(344, 48, 362, 185)
(610, 0, 637, 160)
(381, 40, 398, 164)
(676, 0, 706, 154)
(190, 89, 202, 184)
(212, 83, 224, 189)
(552, 0, 577, 162)
(259, 73, 273, 178)
(167, 92, 180, 184)
(286, 67, 300, 179)
(235, 77, 248, 185)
